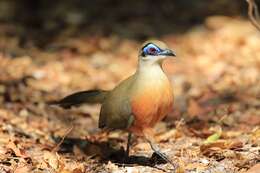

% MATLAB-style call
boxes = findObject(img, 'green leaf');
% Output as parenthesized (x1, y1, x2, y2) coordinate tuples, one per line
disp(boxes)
(204, 131, 222, 144)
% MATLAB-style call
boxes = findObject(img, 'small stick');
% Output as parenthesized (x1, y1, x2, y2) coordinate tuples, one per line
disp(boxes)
(246, 0, 260, 32)
(52, 126, 74, 153)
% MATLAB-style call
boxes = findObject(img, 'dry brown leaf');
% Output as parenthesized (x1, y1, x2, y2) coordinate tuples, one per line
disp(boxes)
(175, 160, 185, 173)
(200, 141, 226, 156)
(14, 165, 31, 173)
(228, 141, 243, 150)
(134, 142, 150, 151)
(6, 140, 28, 158)
(72, 168, 83, 173)
(106, 161, 119, 172)
(187, 99, 203, 117)
(243, 163, 260, 173)
(200, 139, 244, 158)
(0, 16, 260, 173)
(185, 162, 207, 171)
(59, 169, 71, 173)
(43, 151, 59, 170)
(200, 146, 223, 157)
(239, 114, 260, 126)
(156, 129, 182, 142)
(201, 140, 243, 151)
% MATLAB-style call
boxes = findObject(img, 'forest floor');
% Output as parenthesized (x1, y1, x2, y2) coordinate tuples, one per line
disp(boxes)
(0, 16, 259, 173)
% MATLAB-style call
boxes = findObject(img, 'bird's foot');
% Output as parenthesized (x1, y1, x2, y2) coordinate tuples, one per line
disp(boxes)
(122, 132, 132, 163)
(148, 141, 178, 170)
(151, 150, 177, 168)
(120, 150, 131, 165)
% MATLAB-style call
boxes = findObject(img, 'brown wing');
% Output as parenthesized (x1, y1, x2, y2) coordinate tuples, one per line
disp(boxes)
(98, 76, 136, 129)
(52, 90, 108, 108)
(99, 97, 134, 129)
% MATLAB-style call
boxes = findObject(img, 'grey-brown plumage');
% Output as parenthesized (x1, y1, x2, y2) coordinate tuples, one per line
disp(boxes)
(53, 40, 177, 168)
(99, 76, 136, 129)
(54, 90, 107, 108)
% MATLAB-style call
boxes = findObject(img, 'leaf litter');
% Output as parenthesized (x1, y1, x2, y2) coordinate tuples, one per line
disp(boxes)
(0, 16, 259, 172)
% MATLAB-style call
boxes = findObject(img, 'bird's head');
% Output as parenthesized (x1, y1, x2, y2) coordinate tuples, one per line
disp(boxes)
(139, 40, 176, 65)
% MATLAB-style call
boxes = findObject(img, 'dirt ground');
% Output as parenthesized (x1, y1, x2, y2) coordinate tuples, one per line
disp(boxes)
(0, 16, 259, 173)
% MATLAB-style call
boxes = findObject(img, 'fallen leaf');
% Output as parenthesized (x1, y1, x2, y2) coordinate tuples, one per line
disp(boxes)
(243, 163, 260, 173)
(6, 140, 28, 158)
(156, 129, 182, 142)
(228, 141, 243, 150)
(187, 99, 203, 117)
(72, 168, 83, 173)
(185, 162, 207, 171)
(43, 151, 59, 170)
(200, 141, 226, 157)
(14, 165, 31, 173)
(204, 131, 222, 144)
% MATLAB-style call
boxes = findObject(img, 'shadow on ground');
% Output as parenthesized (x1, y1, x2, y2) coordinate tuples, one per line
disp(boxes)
(53, 137, 168, 167)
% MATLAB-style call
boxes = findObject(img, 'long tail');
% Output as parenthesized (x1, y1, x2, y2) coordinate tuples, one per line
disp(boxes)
(51, 90, 108, 108)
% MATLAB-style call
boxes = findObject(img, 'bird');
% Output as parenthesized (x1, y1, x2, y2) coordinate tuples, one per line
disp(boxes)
(54, 40, 176, 166)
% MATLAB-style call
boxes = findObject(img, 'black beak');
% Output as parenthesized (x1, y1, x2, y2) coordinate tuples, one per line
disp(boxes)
(159, 49, 176, 56)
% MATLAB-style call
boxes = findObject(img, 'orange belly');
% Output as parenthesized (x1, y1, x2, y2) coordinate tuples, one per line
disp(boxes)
(128, 83, 173, 136)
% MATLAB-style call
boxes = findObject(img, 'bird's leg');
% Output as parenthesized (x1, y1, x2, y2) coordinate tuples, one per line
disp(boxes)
(124, 115, 134, 161)
(125, 132, 132, 158)
(147, 138, 174, 165)
(122, 132, 132, 164)
(143, 128, 177, 168)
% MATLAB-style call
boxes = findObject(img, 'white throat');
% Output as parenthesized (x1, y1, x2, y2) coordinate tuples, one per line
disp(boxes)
(136, 61, 167, 83)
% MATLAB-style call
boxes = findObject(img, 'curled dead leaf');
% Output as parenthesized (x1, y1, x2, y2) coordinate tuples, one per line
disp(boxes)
(200, 139, 243, 158)
(228, 141, 243, 150)
(6, 140, 28, 158)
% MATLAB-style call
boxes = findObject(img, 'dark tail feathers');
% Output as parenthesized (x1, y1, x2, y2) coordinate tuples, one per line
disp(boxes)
(51, 90, 108, 108)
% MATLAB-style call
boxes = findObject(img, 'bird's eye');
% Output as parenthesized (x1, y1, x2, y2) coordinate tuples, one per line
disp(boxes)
(141, 43, 161, 56)
(148, 47, 157, 54)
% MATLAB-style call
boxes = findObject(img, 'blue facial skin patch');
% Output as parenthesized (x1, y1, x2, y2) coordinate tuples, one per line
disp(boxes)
(142, 43, 162, 56)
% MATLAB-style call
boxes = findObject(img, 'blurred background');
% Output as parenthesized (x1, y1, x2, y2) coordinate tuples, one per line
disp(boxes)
(0, 0, 259, 172)
(0, 0, 255, 47)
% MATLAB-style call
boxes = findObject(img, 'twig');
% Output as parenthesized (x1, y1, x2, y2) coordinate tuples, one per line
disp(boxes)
(51, 126, 74, 153)
(253, 2, 260, 20)
(246, 0, 260, 32)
